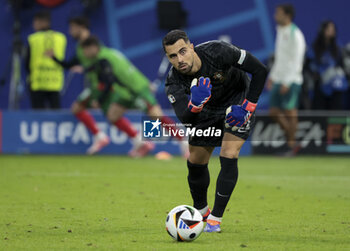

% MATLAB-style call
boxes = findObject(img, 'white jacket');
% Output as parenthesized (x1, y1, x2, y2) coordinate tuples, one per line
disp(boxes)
(270, 23, 306, 86)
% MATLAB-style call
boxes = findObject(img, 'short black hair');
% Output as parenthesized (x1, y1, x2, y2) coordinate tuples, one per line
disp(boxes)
(81, 35, 100, 48)
(277, 3, 295, 20)
(69, 16, 90, 29)
(162, 29, 189, 52)
(34, 10, 51, 23)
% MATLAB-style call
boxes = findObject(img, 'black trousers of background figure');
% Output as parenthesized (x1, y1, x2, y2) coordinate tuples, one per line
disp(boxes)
(312, 87, 345, 110)
(30, 90, 61, 109)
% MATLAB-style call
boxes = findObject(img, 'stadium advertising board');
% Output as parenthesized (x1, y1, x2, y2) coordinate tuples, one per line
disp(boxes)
(251, 112, 350, 154)
(326, 117, 350, 153)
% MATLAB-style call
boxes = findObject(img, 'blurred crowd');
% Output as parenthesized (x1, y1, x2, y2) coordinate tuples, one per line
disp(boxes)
(303, 20, 350, 110)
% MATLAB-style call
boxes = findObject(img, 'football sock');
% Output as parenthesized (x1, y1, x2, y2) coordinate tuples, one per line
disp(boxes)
(131, 135, 143, 148)
(212, 157, 238, 218)
(114, 117, 138, 138)
(75, 110, 99, 135)
(187, 160, 210, 210)
(207, 214, 222, 224)
(95, 131, 107, 140)
(161, 116, 183, 140)
(198, 205, 209, 216)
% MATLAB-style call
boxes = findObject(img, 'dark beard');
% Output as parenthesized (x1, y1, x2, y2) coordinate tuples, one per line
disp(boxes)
(179, 63, 193, 74)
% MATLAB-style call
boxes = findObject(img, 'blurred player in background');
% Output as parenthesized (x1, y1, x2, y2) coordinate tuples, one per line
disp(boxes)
(26, 11, 66, 109)
(75, 36, 189, 157)
(46, 17, 152, 157)
(163, 30, 267, 232)
(267, 4, 306, 155)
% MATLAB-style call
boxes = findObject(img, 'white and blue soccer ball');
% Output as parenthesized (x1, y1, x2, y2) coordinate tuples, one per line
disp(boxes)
(165, 205, 204, 242)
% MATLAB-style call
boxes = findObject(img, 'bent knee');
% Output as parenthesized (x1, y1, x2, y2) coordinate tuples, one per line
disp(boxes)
(189, 153, 205, 165)
(188, 149, 210, 165)
(71, 102, 84, 114)
(220, 146, 240, 159)
(106, 112, 118, 123)
(148, 105, 163, 119)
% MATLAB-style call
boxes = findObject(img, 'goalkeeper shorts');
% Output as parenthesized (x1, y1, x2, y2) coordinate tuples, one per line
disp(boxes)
(188, 114, 255, 147)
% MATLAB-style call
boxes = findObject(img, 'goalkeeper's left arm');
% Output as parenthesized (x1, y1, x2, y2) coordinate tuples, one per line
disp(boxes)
(223, 46, 268, 128)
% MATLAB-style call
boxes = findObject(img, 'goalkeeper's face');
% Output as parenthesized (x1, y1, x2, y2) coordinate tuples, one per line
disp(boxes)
(165, 39, 195, 74)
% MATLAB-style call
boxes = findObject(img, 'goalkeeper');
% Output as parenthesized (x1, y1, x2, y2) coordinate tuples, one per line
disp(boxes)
(163, 30, 267, 232)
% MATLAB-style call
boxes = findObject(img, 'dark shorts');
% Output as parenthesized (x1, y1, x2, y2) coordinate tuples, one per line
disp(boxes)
(77, 87, 158, 114)
(188, 114, 255, 147)
(30, 90, 61, 109)
(269, 83, 301, 110)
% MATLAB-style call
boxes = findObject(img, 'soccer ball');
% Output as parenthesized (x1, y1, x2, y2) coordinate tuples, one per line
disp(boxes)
(165, 205, 204, 242)
(225, 106, 239, 131)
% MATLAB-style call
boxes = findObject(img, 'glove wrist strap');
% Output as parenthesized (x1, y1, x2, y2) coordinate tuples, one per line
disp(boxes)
(188, 101, 203, 113)
(242, 99, 257, 112)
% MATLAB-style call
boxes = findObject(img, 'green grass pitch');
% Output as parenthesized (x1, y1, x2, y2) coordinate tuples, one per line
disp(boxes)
(0, 155, 349, 250)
